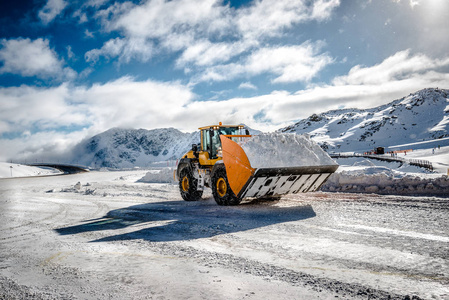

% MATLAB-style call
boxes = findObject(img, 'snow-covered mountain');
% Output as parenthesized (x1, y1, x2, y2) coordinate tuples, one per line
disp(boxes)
(68, 88, 448, 168)
(280, 88, 449, 153)
(71, 128, 200, 168)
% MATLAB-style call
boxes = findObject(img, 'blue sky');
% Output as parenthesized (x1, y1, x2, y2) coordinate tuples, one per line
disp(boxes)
(1, 0, 449, 160)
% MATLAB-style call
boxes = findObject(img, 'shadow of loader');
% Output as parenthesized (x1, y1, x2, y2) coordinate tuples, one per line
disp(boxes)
(55, 198, 316, 243)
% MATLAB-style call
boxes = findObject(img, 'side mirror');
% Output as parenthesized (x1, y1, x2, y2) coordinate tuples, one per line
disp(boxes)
(245, 129, 250, 135)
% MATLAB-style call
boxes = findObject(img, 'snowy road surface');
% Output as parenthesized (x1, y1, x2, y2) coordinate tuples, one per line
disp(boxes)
(1, 170, 448, 299)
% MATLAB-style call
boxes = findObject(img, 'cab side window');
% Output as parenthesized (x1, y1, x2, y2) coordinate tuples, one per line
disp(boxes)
(211, 130, 221, 158)
(202, 129, 211, 152)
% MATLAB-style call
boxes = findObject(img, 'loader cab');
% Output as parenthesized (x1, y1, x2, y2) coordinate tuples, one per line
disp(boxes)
(198, 124, 245, 165)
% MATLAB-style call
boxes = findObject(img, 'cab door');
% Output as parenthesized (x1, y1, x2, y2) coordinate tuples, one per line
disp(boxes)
(199, 129, 213, 165)
(199, 128, 220, 165)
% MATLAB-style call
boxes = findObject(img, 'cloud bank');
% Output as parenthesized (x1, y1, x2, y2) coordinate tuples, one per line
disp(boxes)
(1, 0, 449, 162)
(86, 0, 340, 83)
(1, 50, 448, 161)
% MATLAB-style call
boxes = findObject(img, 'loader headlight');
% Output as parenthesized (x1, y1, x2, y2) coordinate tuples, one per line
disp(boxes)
(217, 147, 222, 157)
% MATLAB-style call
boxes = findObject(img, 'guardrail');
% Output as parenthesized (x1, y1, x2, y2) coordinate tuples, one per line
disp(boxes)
(408, 159, 434, 170)
(27, 163, 90, 174)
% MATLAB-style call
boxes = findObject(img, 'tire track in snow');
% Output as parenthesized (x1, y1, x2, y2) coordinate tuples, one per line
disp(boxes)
(0, 197, 68, 242)
(0, 196, 110, 243)
(139, 241, 423, 300)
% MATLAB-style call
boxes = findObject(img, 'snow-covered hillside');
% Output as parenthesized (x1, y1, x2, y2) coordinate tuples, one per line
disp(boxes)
(68, 125, 262, 169)
(0, 162, 61, 178)
(280, 88, 449, 153)
(70, 128, 200, 169)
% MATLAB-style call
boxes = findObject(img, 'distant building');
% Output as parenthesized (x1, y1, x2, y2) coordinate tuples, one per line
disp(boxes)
(374, 147, 385, 155)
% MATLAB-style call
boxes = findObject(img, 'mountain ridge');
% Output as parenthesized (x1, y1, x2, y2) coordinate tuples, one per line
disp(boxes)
(280, 88, 449, 152)
(70, 127, 200, 168)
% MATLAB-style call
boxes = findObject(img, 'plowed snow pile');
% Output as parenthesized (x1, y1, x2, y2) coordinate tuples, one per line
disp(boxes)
(241, 133, 337, 168)
(139, 168, 176, 183)
(322, 166, 449, 196)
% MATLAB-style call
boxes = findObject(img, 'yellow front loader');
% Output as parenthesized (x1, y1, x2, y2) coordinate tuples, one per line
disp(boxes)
(176, 123, 338, 206)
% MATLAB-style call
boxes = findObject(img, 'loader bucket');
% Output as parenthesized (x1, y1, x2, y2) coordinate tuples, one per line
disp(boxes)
(220, 134, 338, 199)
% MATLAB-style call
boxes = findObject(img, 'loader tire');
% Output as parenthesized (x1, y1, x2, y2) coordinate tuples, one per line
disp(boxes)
(179, 167, 202, 201)
(211, 165, 241, 206)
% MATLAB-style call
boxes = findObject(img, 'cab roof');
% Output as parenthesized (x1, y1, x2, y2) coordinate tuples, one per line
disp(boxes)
(198, 124, 244, 130)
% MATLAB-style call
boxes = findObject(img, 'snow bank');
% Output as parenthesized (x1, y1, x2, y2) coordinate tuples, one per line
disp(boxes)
(241, 133, 337, 168)
(322, 167, 449, 196)
(0, 162, 61, 178)
(138, 168, 176, 183)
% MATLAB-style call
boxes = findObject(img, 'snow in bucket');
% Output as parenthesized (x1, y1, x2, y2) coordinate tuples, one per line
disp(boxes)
(240, 133, 337, 169)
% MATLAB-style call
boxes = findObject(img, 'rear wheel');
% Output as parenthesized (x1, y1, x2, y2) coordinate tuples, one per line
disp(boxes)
(211, 165, 241, 206)
(179, 167, 202, 201)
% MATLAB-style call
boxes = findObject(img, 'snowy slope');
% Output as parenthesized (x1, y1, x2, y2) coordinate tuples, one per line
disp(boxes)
(280, 88, 449, 153)
(68, 125, 262, 169)
(0, 162, 61, 178)
(70, 128, 200, 169)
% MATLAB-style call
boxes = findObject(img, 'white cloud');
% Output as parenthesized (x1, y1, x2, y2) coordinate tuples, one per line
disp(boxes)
(0, 77, 194, 138)
(236, 0, 340, 39)
(73, 9, 88, 23)
(66, 45, 75, 61)
(409, 0, 420, 8)
(1, 130, 89, 163)
(85, 0, 109, 8)
(0, 77, 195, 161)
(263, 51, 449, 122)
(247, 42, 333, 83)
(392, 0, 421, 8)
(87, 0, 233, 64)
(72, 77, 194, 131)
(310, 0, 341, 20)
(0, 38, 76, 80)
(333, 49, 449, 85)
(38, 0, 68, 25)
(85, 37, 154, 64)
(84, 29, 95, 38)
(86, 0, 339, 70)
(239, 82, 258, 90)
(195, 42, 333, 83)
(176, 40, 251, 68)
(100, 0, 230, 39)
(0, 84, 84, 137)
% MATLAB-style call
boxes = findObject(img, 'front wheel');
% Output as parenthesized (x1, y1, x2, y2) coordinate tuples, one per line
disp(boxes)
(179, 167, 203, 201)
(211, 165, 241, 206)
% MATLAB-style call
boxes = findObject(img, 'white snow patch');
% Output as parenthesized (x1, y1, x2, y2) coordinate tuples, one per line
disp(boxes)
(430, 115, 449, 132)
(339, 224, 449, 243)
(241, 133, 337, 168)
(389, 137, 449, 149)
(138, 168, 176, 183)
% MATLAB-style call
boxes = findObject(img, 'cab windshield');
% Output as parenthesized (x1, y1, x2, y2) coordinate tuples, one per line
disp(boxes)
(216, 127, 240, 136)
(203, 126, 241, 159)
